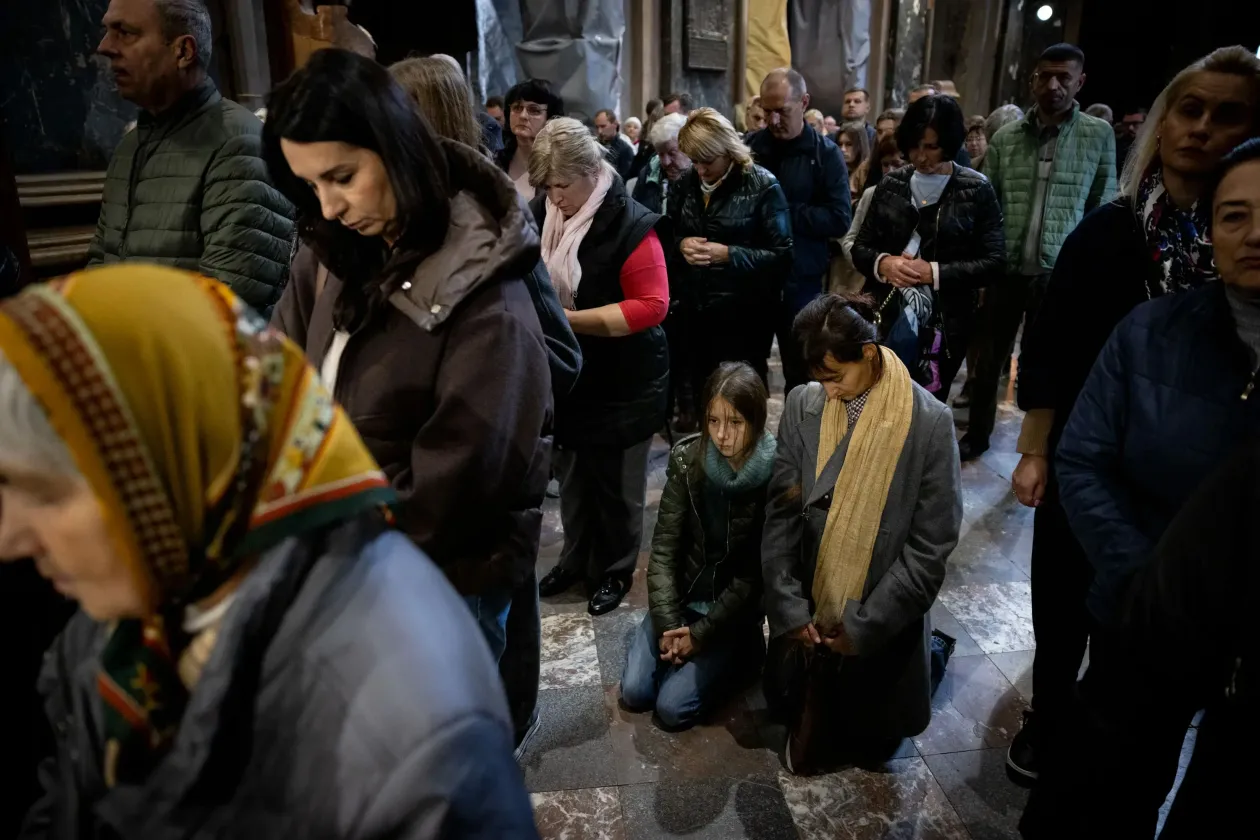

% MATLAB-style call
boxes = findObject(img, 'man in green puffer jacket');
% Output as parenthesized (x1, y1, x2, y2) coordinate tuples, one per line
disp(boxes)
(89, 0, 294, 316)
(962, 43, 1116, 462)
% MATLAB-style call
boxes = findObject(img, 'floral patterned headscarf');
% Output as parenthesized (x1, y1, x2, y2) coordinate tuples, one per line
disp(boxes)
(1136, 164, 1217, 298)
(0, 265, 394, 786)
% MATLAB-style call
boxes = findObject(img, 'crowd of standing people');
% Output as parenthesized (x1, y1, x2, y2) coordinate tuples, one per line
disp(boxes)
(0, 0, 1257, 837)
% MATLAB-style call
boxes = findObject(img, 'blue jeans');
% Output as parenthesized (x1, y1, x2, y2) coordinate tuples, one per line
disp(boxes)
(465, 588, 513, 664)
(620, 610, 739, 729)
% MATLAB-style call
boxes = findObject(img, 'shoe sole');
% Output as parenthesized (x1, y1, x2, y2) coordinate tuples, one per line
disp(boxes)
(1005, 751, 1039, 788)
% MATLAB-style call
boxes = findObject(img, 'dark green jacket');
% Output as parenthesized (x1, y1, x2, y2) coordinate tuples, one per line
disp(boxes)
(983, 104, 1116, 273)
(646, 433, 774, 649)
(87, 79, 295, 315)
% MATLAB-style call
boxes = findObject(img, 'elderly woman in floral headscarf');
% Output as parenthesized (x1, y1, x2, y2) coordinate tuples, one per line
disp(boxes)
(0, 266, 537, 838)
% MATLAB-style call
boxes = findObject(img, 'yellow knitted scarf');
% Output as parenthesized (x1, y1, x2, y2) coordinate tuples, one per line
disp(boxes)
(811, 347, 915, 631)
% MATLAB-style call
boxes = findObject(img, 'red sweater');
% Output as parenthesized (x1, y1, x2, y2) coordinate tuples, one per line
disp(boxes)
(616, 230, 669, 333)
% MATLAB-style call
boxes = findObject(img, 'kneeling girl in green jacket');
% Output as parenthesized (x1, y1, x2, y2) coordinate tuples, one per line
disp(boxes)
(620, 362, 775, 728)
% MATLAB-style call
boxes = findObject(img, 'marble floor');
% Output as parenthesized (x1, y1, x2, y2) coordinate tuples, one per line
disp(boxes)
(523, 360, 1188, 839)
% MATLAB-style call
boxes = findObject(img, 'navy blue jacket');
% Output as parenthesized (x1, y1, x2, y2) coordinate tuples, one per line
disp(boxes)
(747, 125, 852, 311)
(1056, 282, 1260, 622)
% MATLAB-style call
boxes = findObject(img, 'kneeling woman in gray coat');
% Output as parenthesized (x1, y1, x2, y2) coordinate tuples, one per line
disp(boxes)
(762, 293, 962, 773)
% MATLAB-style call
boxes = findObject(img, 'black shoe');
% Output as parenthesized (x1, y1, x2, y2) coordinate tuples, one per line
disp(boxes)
(957, 435, 990, 462)
(588, 577, 629, 615)
(1006, 709, 1040, 786)
(538, 565, 581, 597)
(952, 392, 972, 409)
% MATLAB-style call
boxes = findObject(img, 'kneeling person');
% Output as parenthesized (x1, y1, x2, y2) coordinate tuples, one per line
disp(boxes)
(621, 363, 775, 729)
(762, 294, 962, 772)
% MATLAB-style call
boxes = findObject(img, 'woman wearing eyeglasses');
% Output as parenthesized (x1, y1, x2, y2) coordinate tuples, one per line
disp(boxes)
(496, 79, 566, 200)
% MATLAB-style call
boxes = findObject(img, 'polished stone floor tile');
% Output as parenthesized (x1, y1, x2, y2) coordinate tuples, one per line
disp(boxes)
(914, 654, 1028, 756)
(923, 748, 1029, 840)
(1157, 726, 1198, 834)
(540, 613, 602, 690)
(609, 688, 782, 782)
(986, 650, 1034, 703)
(931, 602, 985, 658)
(959, 460, 1017, 527)
(521, 687, 658, 792)
(943, 525, 1032, 591)
(620, 777, 798, 840)
(936, 581, 1035, 654)
(779, 757, 970, 840)
(593, 607, 646, 687)
(533, 787, 627, 840)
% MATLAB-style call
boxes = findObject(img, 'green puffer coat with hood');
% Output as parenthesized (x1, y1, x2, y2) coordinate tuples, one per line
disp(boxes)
(88, 79, 295, 316)
(646, 432, 777, 650)
(982, 104, 1116, 273)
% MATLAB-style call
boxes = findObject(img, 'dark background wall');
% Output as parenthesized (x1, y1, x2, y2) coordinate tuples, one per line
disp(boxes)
(0, 0, 135, 174)
(1077, 0, 1260, 118)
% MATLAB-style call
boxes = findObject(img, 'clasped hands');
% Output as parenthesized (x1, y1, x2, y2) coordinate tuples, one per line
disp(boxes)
(680, 237, 730, 267)
(659, 626, 697, 665)
(880, 252, 933, 289)
(790, 621, 857, 656)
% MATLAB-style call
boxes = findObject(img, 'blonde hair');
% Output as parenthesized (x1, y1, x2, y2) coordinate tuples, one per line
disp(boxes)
(528, 117, 614, 187)
(1120, 45, 1260, 198)
(389, 56, 482, 150)
(805, 108, 824, 124)
(678, 107, 753, 168)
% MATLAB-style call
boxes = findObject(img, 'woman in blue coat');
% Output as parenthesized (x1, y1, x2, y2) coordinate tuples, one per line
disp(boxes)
(1024, 138, 1260, 839)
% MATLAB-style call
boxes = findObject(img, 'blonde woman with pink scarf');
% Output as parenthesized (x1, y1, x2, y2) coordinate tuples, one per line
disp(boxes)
(528, 117, 670, 616)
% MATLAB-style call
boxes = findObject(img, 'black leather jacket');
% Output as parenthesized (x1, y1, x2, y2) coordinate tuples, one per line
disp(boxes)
(666, 163, 793, 313)
(851, 164, 1005, 313)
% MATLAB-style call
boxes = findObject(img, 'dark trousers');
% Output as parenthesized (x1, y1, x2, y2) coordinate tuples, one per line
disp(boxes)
(1159, 701, 1252, 838)
(553, 439, 652, 586)
(1029, 483, 1094, 722)
(690, 304, 770, 418)
(775, 300, 810, 395)
(968, 273, 1048, 443)
(498, 568, 541, 747)
(1021, 626, 1199, 840)
(663, 307, 692, 423)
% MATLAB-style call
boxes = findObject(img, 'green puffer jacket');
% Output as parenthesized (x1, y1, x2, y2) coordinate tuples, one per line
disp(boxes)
(87, 79, 295, 315)
(983, 104, 1116, 273)
(646, 432, 775, 650)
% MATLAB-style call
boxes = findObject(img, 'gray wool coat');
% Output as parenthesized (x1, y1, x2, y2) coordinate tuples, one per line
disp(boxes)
(762, 382, 962, 738)
(21, 514, 539, 839)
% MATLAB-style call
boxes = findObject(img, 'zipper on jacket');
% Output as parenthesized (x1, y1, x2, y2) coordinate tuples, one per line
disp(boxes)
(1029, 119, 1060, 270)
(681, 462, 705, 602)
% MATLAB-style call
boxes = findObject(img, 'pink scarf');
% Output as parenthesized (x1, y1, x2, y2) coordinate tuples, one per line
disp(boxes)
(540, 166, 615, 308)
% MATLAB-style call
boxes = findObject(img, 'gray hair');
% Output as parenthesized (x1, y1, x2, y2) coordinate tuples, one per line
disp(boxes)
(0, 350, 80, 478)
(1084, 103, 1114, 123)
(155, 0, 213, 69)
(984, 104, 1024, 140)
(648, 112, 688, 147)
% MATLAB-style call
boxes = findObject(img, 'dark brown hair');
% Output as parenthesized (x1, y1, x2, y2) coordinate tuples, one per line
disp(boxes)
(793, 293, 880, 367)
(700, 362, 768, 460)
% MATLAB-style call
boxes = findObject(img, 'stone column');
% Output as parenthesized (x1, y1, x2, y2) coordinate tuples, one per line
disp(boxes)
(884, 0, 930, 108)
(661, 0, 736, 113)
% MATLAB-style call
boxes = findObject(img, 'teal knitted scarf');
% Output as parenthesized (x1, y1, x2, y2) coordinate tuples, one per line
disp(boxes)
(703, 431, 777, 494)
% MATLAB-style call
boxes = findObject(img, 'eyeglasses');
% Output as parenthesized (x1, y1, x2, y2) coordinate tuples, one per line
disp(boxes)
(509, 102, 547, 118)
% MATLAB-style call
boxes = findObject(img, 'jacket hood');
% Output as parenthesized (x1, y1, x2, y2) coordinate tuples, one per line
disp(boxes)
(389, 138, 541, 332)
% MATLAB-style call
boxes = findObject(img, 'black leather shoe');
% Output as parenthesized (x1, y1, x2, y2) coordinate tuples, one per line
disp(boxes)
(538, 565, 581, 597)
(957, 435, 990, 462)
(588, 577, 629, 616)
(1006, 709, 1041, 786)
